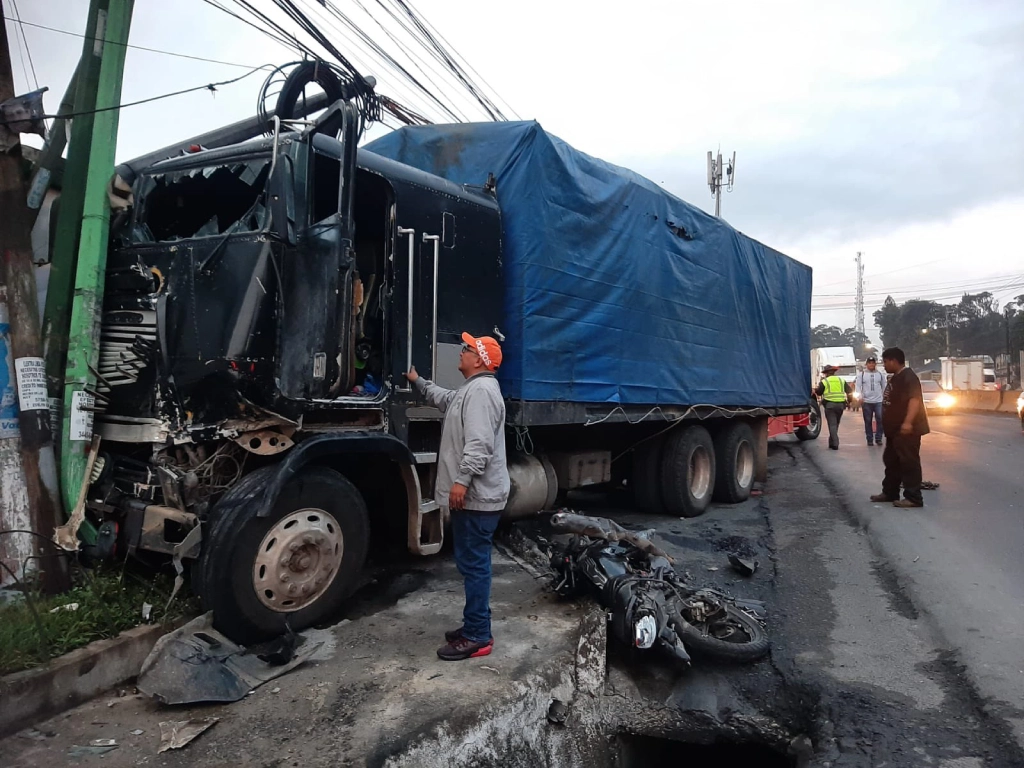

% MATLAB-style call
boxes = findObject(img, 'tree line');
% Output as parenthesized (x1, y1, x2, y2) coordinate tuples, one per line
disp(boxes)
(812, 292, 1024, 369)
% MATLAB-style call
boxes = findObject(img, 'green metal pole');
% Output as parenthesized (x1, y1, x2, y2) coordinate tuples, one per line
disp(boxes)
(61, 0, 134, 519)
(45, 2, 109, 471)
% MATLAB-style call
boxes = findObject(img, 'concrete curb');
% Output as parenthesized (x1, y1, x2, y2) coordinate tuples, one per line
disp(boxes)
(0, 620, 184, 737)
(961, 408, 1019, 419)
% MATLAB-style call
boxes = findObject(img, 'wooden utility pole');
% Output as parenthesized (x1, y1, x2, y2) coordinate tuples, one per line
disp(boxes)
(0, 4, 68, 592)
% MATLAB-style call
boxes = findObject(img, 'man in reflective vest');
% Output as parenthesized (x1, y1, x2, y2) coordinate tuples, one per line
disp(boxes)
(815, 365, 852, 450)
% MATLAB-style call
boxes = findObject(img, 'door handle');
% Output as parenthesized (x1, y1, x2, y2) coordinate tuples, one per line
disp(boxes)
(423, 233, 440, 377)
(397, 227, 415, 391)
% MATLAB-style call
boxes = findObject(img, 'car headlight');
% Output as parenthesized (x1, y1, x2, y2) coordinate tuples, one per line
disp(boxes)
(936, 394, 956, 408)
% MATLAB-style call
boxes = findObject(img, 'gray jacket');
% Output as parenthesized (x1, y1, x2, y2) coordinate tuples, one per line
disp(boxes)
(414, 373, 510, 512)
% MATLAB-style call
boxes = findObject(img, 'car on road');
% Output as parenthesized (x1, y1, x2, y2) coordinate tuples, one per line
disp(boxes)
(921, 380, 956, 415)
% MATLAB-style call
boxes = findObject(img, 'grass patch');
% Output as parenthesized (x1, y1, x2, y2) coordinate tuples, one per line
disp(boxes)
(0, 568, 199, 676)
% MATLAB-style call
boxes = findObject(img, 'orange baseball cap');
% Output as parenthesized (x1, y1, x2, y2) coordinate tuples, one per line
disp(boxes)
(462, 332, 502, 372)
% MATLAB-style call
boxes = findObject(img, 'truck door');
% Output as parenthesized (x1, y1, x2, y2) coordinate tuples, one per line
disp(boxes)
(275, 105, 360, 401)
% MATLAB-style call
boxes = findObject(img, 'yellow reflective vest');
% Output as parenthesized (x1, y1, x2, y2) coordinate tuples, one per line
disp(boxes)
(822, 376, 848, 403)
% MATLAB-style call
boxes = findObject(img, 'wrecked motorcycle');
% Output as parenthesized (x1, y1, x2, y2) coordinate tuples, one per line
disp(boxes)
(547, 512, 769, 665)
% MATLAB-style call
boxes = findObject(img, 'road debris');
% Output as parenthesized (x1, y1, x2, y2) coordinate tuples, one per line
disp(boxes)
(158, 717, 219, 753)
(138, 613, 320, 705)
(68, 744, 117, 757)
(130, 729, 145, 736)
(546, 698, 568, 725)
(728, 553, 759, 577)
(17, 728, 54, 741)
(90, 738, 117, 747)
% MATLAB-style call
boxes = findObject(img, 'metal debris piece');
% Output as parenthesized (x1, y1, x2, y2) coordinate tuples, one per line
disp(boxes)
(90, 739, 117, 747)
(138, 613, 320, 705)
(257, 623, 297, 666)
(158, 717, 219, 753)
(130, 729, 145, 736)
(54, 435, 102, 551)
(547, 699, 568, 725)
(728, 553, 758, 577)
(18, 728, 54, 741)
(68, 744, 117, 757)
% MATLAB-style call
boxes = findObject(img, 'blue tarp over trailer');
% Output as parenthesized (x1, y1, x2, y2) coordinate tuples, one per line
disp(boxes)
(365, 121, 812, 409)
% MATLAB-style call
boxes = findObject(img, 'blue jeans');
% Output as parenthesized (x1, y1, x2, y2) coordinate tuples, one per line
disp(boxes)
(862, 402, 883, 443)
(451, 510, 502, 643)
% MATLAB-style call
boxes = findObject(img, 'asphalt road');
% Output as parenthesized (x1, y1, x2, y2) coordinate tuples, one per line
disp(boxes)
(804, 409, 1024, 749)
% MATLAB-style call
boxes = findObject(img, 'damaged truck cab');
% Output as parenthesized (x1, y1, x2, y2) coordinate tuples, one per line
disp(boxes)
(91, 104, 502, 641)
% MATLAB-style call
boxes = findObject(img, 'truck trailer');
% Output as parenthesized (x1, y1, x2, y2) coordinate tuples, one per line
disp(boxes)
(68, 102, 814, 642)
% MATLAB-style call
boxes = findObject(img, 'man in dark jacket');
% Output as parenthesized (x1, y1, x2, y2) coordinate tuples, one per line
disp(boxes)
(870, 347, 930, 508)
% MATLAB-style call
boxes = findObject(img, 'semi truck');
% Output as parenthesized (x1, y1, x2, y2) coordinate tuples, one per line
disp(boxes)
(62, 94, 814, 642)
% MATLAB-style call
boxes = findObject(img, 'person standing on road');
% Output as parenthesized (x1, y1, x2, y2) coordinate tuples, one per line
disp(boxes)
(856, 356, 886, 446)
(871, 347, 930, 508)
(816, 365, 852, 450)
(405, 332, 510, 661)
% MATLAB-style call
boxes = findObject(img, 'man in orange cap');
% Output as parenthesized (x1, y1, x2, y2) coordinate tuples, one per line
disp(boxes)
(406, 332, 510, 661)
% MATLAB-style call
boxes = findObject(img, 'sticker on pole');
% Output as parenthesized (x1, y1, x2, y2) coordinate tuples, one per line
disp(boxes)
(0, 313, 18, 438)
(70, 391, 95, 442)
(15, 356, 47, 412)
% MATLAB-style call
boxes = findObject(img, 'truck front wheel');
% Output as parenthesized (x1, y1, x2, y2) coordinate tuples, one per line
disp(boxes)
(660, 425, 716, 518)
(795, 400, 821, 441)
(198, 466, 370, 644)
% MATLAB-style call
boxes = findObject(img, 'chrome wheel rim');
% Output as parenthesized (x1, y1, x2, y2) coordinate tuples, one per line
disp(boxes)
(689, 446, 712, 500)
(736, 441, 754, 489)
(253, 508, 343, 612)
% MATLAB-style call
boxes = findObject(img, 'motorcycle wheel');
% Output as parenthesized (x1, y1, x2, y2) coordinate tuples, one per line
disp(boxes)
(673, 604, 770, 663)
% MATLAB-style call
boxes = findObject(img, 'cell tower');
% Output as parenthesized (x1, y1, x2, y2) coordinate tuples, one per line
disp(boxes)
(854, 251, 865, 337)
(707, 149, 736, 217)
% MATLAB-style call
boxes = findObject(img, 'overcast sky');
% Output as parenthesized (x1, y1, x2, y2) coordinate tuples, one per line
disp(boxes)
(8, 0, 1024, 346)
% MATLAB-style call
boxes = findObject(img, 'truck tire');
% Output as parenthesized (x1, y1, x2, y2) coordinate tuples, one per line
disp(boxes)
(632, 436, 666, 514)
(712, 421, 755, 503)
(795, 400, 821, 441)
(197, 466, 370, 644)
(660, 425, 716, 518)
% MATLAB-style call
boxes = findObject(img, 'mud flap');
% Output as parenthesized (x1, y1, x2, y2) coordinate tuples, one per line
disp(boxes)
(138, 612, 321, 705)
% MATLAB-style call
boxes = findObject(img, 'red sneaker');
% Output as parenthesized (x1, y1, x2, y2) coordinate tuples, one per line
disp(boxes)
(437, 636, 493, 661)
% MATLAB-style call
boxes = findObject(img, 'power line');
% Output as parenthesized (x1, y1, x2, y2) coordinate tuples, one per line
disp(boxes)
(2, 15, 275, 70)
(9, 0, 38, 91)
(0, 65, 270, 126)
(401, 0, 520, 120)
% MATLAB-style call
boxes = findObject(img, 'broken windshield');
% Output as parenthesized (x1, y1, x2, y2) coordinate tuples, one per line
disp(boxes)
(133, 159, 271, 243)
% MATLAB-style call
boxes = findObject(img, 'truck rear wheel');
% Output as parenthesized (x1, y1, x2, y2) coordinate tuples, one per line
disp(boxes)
(198, 466, 370, 644)
(632, 436, 667, 514)
(795, 400, 821, 441)
(661, 425, 716, 518)
(712, 422, 755, 503)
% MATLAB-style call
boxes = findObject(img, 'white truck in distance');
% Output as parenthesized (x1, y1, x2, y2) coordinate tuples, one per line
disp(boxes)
(811, 346, 858, 392)
(941, 358, 987, 391)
